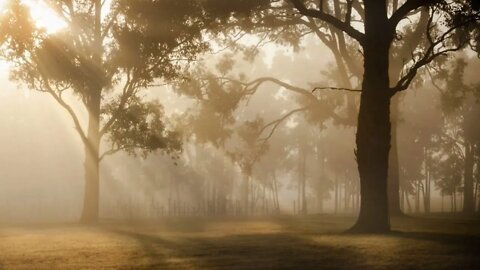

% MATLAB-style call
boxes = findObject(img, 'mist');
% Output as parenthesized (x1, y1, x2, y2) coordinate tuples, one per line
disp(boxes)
(0, 1, 479, 269)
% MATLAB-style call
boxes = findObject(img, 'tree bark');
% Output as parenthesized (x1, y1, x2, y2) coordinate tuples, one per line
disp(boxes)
(349, 0, 392, 233)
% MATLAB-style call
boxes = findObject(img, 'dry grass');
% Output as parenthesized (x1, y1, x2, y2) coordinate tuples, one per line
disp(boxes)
(0, 215, 479, 269)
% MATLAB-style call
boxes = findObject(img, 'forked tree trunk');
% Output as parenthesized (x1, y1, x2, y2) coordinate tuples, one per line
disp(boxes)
(349, 0, 392, 233)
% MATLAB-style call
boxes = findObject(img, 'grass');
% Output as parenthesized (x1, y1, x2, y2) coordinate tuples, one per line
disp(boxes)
(0, 215, 479, 269)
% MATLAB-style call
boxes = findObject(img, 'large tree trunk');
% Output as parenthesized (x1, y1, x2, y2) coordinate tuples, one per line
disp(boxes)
(350, 0, 392, 233)
(80, 93, 101, 223)
(463, 141, 475, 214)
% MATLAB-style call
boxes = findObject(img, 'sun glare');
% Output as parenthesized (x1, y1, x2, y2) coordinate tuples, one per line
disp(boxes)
(21, 0, 67, 33)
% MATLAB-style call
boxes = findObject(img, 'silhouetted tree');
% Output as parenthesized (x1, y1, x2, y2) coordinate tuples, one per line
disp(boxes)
(276, 0, 479, 232)
(431, 57, 480, 214)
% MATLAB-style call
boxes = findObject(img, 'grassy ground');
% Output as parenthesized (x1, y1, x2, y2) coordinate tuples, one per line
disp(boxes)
(0, 215, 479, 269)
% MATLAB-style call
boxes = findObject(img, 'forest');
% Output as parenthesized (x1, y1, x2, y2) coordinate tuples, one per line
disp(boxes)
(0, 0, 479, 269)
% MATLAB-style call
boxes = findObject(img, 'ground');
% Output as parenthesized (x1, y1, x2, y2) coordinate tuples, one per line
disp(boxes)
(0, 215, 479, 269)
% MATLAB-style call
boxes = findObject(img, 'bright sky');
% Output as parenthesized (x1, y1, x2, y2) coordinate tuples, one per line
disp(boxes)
(0, 0, 66, 33)
(22, 0, 67, 33)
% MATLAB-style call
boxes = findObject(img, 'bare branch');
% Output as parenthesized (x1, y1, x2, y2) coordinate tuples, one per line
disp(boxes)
(258, 106, 309, 142)
(99, 145, 124, 161)
(39, 74, 88, 145)
(391, 8, 476, 94)
(312, 86, 361, 93)
(389, 0, 439, 31)
(289, 0, 365, 44)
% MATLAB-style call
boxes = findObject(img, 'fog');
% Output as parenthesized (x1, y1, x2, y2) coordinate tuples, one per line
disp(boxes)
(0, 39, 477, 222)
(0, 1, 479, 269)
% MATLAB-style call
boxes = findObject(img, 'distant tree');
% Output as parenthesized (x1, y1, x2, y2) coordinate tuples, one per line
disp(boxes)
(431, 57, 480, 214)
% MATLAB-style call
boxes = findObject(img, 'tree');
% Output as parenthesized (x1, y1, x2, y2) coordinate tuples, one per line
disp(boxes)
(0, 0, 212, 222)
(431, 57, 480, 214)
(286, 0, 479, 232)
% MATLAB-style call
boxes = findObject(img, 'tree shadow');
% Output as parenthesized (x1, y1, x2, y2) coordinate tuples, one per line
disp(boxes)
(103, 216, 480, 270)
(391, 230, 480, 251)
(107, 228, 363, 269)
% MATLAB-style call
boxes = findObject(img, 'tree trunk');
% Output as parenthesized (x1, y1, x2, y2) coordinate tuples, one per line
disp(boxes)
(451, 193, 454, 213)
(272, 172, 280, 212)
(424, 147, 431, 214)
(350, 0, 392, 233)
(80, 92, 101, 223)
(334, 174, 339, 214)
(241, 168, 251, 215)
(415, 180, 420, 213)
(300, 144, 307, 215)
(463, 141, 475, 214)
(80, 0, 103, 224)
(453, 191, 457, 212)
(404, 190, 412, 214)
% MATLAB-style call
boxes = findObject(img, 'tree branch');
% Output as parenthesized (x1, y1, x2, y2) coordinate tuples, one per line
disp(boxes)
(312, 86, 361, 93)
(389, 0, 439, 31)
(39, 74, 89, 145)
(390, 8, 476, 94)
(289, 0, 365, 45)
(99, 69, 136, 137)
(258, 106, 310, 142)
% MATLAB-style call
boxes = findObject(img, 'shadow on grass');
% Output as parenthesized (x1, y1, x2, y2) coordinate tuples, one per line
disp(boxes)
(104, 216, 480, 270)
(391, 230, 480, 250)
(108, 229, 364, 270)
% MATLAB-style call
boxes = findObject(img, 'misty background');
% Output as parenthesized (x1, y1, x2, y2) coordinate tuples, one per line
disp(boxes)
(0, 36, 477, 222)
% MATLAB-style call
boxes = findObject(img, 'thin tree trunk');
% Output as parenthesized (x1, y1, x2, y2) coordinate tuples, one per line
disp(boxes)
(242, 170, 250, 215)
(424, 147, 431, 214)
(463, 141, 475, 214)
(334, 174, 339, 214)
(404, 190, 412, 214)
(454, 191, 457, 212)
(300, 144, 307, 215)
(415, 179, 420, 214)
(272, 172, 280, 212)
(451, 193, 454, 213)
